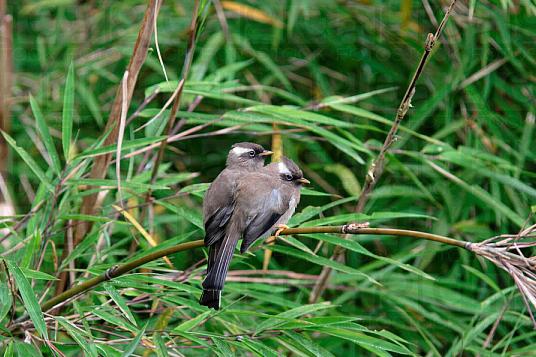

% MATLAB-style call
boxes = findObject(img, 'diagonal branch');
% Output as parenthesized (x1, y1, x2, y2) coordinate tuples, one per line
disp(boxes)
(309, 0, 459, 304)
(73, 0, 163, 248)
(53, 0, 163, 303)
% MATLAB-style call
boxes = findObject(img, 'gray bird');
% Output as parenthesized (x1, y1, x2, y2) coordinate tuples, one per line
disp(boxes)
(202, 143, 273, 305)
(200, 156, 309, 310)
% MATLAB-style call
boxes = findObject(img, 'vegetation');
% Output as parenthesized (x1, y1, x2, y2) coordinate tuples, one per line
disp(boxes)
(1, 0, 536, 355)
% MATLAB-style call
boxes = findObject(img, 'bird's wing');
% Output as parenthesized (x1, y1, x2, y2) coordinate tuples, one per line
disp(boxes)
(204, 201, 236, 246)
(240, 186, 290, 253)
(203, 172, 238, 247)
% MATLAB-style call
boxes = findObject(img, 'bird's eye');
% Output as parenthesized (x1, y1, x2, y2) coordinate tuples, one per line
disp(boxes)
(249, 150, 256, 157)
(285, 174, 293, 181)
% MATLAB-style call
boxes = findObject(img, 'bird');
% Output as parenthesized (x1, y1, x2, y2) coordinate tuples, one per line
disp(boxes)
(200, 156, 309, 310)
(201, 142, 273, 306)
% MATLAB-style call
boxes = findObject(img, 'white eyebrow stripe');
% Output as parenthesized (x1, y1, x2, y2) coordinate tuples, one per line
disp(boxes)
(278, 162, 291, 175)
(232, 146, 253, 155)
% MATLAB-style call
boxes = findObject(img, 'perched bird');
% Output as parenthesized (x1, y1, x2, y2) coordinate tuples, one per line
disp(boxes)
(202, 143, 273, 306)
(200, 156, 309, 310)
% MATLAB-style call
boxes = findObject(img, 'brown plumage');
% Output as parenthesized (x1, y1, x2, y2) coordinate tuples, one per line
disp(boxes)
(201, 143, 273, 309)
(200, 156, 309, 310)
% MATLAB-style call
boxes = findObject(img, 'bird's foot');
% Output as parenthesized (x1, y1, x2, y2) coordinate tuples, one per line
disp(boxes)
(274, 224, 290, 238)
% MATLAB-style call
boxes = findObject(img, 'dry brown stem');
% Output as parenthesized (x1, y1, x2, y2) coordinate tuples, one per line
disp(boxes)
(130, 0, 204, 254)
(54, 0, 163, 301)
(466, 223, 536, 328)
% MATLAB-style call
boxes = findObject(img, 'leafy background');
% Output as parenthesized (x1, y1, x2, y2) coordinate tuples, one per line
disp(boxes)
(1, 0, 536, 355)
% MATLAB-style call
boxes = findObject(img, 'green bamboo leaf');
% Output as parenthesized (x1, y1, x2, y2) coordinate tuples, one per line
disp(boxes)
(387, 154, 439, 206)
(77, 136, 167, 159)
(5, 260, 48, 340)
(173, 310, 212, 332)
(19, 267, 58, 281)
(304, 233, 436, 281)
(299, 189, 333, 197)
(103, 283, 137, 326)
(289, 196, 358, 226)
(281, 330, 336, 357)
(120, 323, 147, 357)
(57, 214, 129, 225)
(329, 103, 447, 146)
(60, 229, 100, 270)
(242, 107, 367, 163)
(154, 333, 170, 357)
(30, 95, 61, 175)
(1, 131, 54, 193)
(63, 62, 75, 160)
(91, 309, 138, 333)
(184, 88, 262, 105)
(233, 35, 292, 91)
(211, 338, 235, 357)
(425, 160, 525, 227)
(14, 342, 41, 357)
(20, 230, 42, 269)
(76, 80, 103, 126)
(320, 87, 398, 106)
(174, 330, 220, 352)
(439, 150, 536, 199)
(325, 164, 361, 196)
(461, 265, 504, 298)
(157, 201, 203, 229)
(281, 235, 315, 255)
(255, 302, 334, 334)
(277, 316, 360, 330)
(56, 316, 98, 357)
(239, 339, 282, 357)
(267, 245, 378, 285)
(64, 179, 168, 191)
(3, 341, 14, 356)
(0, 283, 12, 322)
(315, 326, 413, 355)
(247, 105, 356, 129)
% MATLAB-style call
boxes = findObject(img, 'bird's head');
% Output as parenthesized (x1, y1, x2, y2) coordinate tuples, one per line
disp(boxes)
(226, 142, 273, 171)
(276, 156, 310, 187)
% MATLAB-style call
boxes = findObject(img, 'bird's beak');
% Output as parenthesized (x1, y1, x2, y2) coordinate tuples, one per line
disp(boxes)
(298, 178, 310, 184)
(261, 150, 274, 156)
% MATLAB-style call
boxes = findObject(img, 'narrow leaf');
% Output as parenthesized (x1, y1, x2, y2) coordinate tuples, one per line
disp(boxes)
(5, 260, 48, 340)
(1, 132, 54, 193)
(30, 95, 61, 175)
(63, 63, 75, 160)
(103, 283, 137, 326)
(55, 316, 98, 357)
(120, 323, 147, 357)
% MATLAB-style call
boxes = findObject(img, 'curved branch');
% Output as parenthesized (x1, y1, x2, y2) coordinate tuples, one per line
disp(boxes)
(27, 225, 471, 321)
(38, 240, 205, 314)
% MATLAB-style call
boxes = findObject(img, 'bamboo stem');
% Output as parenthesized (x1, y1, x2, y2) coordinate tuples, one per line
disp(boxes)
(24, 225, 470, 321)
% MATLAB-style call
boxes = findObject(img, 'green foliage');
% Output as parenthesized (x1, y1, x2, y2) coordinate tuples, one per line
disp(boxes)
(1, 0, 535, 355)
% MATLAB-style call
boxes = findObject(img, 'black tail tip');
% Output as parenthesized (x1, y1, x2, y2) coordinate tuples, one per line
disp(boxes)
(200, 290, 221, 310)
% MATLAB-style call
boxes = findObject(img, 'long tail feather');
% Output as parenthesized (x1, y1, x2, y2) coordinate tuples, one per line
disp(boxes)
(200, 230, 239, 309)
(199, 290, 221, 310)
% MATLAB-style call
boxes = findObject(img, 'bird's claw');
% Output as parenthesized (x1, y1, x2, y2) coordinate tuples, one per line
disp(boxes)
(274, 224, 290, 238)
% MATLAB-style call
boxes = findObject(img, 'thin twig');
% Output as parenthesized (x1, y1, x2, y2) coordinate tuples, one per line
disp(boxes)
(309, 0, 459, 304)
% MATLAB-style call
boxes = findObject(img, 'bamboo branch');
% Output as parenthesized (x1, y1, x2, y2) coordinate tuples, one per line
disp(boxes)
(14, 225, 469, 325)
(11, 222, 536, 330)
